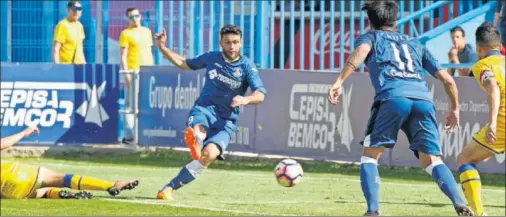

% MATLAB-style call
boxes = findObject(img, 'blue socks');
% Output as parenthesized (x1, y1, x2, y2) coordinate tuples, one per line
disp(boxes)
(166, 167, 196, 190)
(164, 160, 206, 190)
(426, 161, 466, 205)
(360, 156, 380, 213)
(360, 156, 466, 213)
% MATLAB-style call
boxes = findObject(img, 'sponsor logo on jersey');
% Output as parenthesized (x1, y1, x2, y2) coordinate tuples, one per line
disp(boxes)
(208, 69, 242, 89)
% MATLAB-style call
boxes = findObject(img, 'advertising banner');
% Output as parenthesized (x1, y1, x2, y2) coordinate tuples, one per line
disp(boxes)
(137, 66, 503, 174)
(0, 63, 120, 144)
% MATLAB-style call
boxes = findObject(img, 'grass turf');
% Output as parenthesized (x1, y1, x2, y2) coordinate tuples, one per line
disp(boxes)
(1, 151, 505, 216)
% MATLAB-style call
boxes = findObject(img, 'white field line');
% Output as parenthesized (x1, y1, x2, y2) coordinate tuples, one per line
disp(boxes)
(100, 198, 300, 216)
(38, 162, 505, 193)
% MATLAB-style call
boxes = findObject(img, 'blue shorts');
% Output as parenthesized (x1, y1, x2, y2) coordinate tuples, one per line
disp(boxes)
(187, 105, 237, 160)
(360, 98, 442, 156)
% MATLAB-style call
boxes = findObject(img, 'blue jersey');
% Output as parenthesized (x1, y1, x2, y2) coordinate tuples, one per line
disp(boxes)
(355, 30, 442, 102)
(185, 51, 267, 120)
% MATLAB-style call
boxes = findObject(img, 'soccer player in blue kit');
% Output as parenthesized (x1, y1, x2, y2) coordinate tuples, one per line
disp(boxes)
(328, 1, 474, 216)
(153, 24, 266, 200)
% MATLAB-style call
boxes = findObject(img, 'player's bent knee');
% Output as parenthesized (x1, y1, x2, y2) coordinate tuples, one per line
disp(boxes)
(199, 144, 220, 166)
(194, 125, 207, 134)
(422, 157, 444, 176)
(417, 152, 441, 168)
(456, 153, 469, 167)
(361, 147, 384, 160)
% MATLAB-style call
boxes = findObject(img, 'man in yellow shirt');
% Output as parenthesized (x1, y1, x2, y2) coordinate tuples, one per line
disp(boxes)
(52, 1, 86, 64)
(456, 22, 506, 216)
(1, 126, 139, 199)
(119, 7, 154, 144)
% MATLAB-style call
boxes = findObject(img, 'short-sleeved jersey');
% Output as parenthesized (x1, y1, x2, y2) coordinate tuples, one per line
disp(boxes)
(185, 51, 267, 120)
(471, 52, 506, 118)
(119, 27, 154, 70)
(458, 43, 479, 64)
(53, 18, 86, 64)
(355, 30, 443, 102)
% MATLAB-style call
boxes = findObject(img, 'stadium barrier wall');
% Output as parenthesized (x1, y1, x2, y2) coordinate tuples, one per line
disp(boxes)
(0, 63, 503, 174)
(138, 66, 505, 174)
(0, 63, 120, 144)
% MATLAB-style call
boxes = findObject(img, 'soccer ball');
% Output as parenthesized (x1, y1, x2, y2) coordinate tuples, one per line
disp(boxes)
(274, 159, 303, 187)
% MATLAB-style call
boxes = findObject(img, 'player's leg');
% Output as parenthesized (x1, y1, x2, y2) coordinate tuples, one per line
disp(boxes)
(122, 73, 135, 144)
(457, 142, 494, 216)
(38, 167, 138, 196)
(456, 123, 504, 216)
(157, 121, 233, 200)
(406, 100, 473, 216)
(184, 124, 207, 160)
(184, 106, 214, 160)
(359, 98, 411, 215)
(156, 106, 212, 200)
(360, 147, 384, 216)
(34, 187, 92, 199)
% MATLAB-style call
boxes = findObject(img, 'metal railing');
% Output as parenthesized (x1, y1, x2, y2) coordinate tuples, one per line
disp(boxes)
(0, 0, 488, 71)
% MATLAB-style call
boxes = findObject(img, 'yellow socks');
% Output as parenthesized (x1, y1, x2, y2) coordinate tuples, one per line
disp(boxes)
(44, 188, 63, 199)
(459, 164, 484, 216)
(63, 174, 114, 191)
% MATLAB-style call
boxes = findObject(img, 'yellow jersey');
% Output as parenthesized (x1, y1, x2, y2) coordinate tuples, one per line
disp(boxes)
(53, 18, 86, 64)
(1, 161, 41, 199)
(119, 26, 154, 70)
(470, 53, 506, 154)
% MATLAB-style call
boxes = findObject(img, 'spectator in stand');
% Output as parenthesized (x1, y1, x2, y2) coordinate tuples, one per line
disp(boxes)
(494, 0, 506, 48)
(119, 7, 154, 144)
(52, 1, 86, 64)
(447, 26, 479, 77)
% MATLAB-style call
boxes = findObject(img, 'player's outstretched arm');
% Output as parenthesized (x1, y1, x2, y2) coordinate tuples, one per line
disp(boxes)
(154, 28, 191, 71)
(0, 126, 39, 151)
(328, 43, 371, 104)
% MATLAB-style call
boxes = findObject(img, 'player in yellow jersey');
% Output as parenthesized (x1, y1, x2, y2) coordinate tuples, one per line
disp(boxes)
(456, 22, 505, 216)
(1, 126, 139, 199)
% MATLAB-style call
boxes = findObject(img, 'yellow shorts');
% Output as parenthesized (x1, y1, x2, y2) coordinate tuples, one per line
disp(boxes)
(1, 162, 43, 199)
(472, 121, 506, 154)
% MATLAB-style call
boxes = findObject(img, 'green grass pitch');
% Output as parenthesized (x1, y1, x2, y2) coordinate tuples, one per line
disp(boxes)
(1, 151, 504, 216)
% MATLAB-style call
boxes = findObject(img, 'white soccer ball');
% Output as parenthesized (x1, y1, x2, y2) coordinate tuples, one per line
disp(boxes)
(274, 159, 303, 187)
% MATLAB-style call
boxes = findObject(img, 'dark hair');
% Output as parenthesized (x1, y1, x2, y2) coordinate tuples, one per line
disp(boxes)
(220, 24, 242, 39)
(361, 0, 398, 30)
(67, 1, 80, 8)
(475, 22, 501, 49)
(450, 26, 465, 37)
(126, 7, 139, 17)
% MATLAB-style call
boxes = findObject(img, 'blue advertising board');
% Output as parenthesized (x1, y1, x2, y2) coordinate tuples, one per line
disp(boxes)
(0, 63, 120, 144)
(136, 66, 503, 174)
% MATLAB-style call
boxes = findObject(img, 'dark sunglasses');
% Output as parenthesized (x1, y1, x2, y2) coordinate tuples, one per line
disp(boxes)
(129, 14, 141, 20)
(71, 6, 83, 12)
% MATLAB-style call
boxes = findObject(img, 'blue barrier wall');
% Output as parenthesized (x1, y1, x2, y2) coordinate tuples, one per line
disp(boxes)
(137, 66, 505, 174)
(0, 63, 503, 173)
(0, 63, 120, 144)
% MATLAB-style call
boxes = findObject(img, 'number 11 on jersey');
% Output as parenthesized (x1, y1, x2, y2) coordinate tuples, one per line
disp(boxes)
(391, 43, 414, 73)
